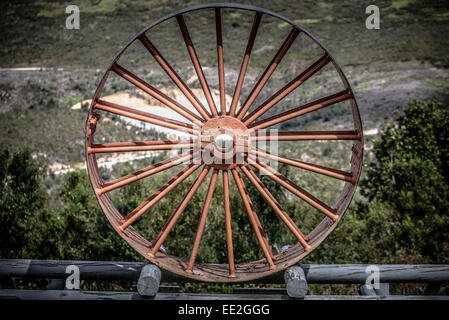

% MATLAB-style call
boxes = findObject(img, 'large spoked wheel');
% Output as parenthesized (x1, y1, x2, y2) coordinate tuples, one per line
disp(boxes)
(86, 3, 363, 282)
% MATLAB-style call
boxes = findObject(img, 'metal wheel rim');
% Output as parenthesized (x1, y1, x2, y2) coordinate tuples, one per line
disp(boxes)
(85, 3, 364, 283)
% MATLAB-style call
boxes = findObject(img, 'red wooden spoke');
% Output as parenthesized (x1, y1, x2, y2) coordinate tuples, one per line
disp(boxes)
(233, 168, 274, 260)
(176, 15, 219, 117)
(186, 169, 219, 274)
(97, 152, 193, 195)
(89, 139, 229, 154)
(240, 165, 311, 250)
(249, 89, 352, 130)
(138, 34, 211, 121)
(243, 53, 331, 124)
(111, 63, 203, 124)
(253, 130, 361, 141)
(251, 161, 339, 221)
(251, 147, 354, 183)
(88, 140, 193, 154)
(247, 188, 275, 260)
(231, 168, 276, 269)
(229, 12, 262, 117)
(234, 168, 275, 263)
(120, 164, 201, 231)
(215, 8, 226, 116)
(149, 165, 211, 257)
(94, 99, 196, 135)
(236, 28, 300, 120)
(222, 170, 236, 277)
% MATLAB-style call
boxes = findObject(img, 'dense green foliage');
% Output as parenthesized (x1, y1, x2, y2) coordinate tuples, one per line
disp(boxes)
(0, 148, 62, 259)
(360, 100, 449, 262)
(1, 100, 448, 294)
(304, 101, 449, 295)
(56, 170, 138, 261)
(307, 101, 449, 266)
(0, 149, 137, 261)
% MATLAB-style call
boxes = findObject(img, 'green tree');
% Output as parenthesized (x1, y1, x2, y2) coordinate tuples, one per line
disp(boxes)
(360, 100, 449, 262)
(57, 169, 139, 261)
(0, 148, 63, 259)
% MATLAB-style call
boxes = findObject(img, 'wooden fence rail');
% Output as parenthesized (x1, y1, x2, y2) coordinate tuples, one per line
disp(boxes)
(0, 259, 448, 300)
(1, 259, 448, 283)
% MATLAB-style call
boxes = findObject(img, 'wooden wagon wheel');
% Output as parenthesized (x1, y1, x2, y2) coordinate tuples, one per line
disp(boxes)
(85, 3, 363, 282)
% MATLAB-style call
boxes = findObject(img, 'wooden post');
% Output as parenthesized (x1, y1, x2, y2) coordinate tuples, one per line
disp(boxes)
(137, 263, 161, 297)
(0, 277, 16, 289)
(358, 284, 376, 296)
(358, 283, 389, 296)
(375, 283, 390, 295)
(48, 279, 66, 290)
(423, 283, 441, 295)
(284, 265, 308, 298)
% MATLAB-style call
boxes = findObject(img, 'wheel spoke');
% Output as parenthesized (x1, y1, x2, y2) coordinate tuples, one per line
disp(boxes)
(88, 140, 194, 154)
(97, 151, 193, 195)
(120, 163, 201, 230)
(177, 15, 219, 117)
(215, 8, 226, 115)
(229, 12, 262, 117)
(222, 170, 236, 277)
(149, 165, 211, 257)
(251, 147, 354, 183)
(243, 54, 331, 124)
(253, 130, 361, 141)
(236, 28, 300, 120)
(249, 89, 352, 130)
(138, 34, 211, 121)
(231, 168, 276, 269)
(250, 161, 339, 221)
(240, 165, 311, 250)
(186, 169, 219, 274)
(248, 195, 275, 260)
(111, 62, 203, 124)
(94, 99, 196, 135)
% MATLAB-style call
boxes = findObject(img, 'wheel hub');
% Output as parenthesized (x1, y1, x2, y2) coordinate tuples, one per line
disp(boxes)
(200, 116, 249, 170)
